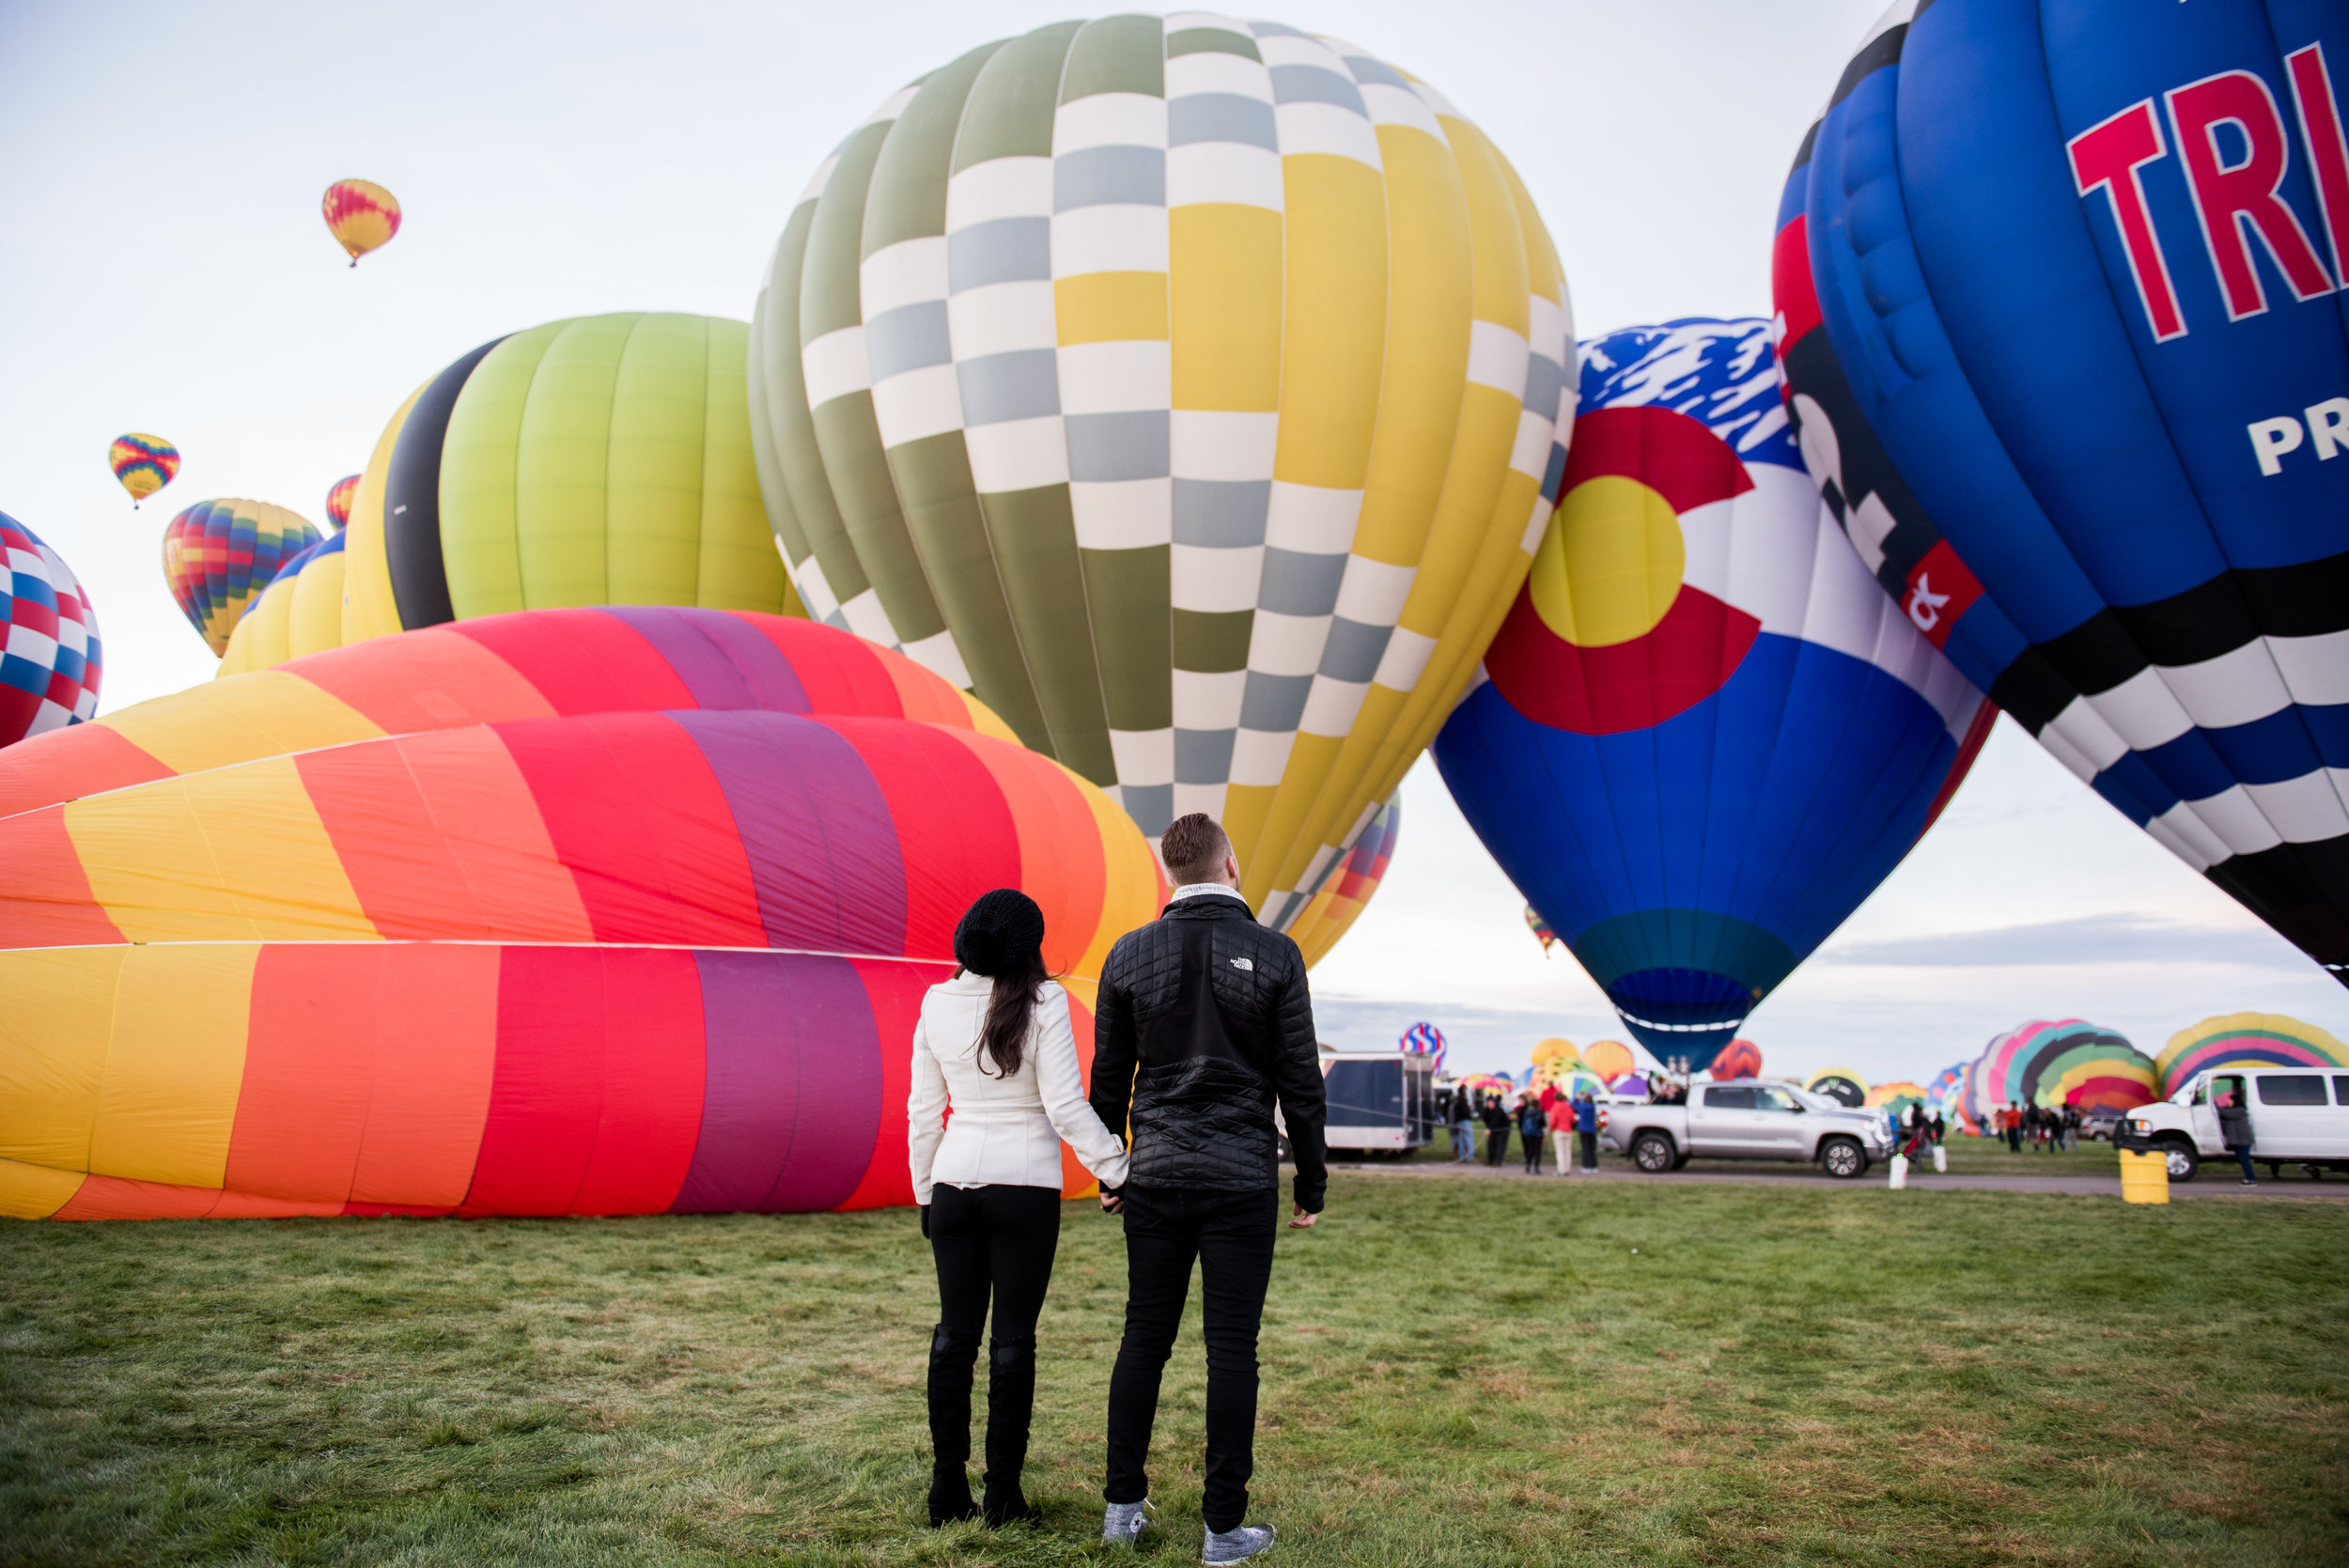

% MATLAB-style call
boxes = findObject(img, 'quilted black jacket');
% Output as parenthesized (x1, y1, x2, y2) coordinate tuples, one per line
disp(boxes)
(1088, 892, 1329, 1213)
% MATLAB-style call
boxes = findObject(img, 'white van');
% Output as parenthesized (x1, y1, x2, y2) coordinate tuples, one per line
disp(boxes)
(2123, 1067, 2349, 1181)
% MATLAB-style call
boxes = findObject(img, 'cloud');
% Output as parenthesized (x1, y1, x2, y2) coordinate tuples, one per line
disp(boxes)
(1817, 913, 2291, 970)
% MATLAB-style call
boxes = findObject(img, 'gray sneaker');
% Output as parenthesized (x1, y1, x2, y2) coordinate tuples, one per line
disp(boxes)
(1102, 1498, 1152, 1546)
(1202, 1522, 1276, 1563)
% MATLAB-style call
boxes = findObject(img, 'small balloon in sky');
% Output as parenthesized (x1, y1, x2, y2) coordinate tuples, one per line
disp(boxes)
(322, 179, 400, 266)
(323, 474, 359, 532)
(108, 433, 179, 506)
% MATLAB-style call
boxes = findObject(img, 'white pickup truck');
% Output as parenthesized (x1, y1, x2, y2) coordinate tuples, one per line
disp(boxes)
(1601, 1079, 1896, 1178)
(2123, 1066, 2349, 1181)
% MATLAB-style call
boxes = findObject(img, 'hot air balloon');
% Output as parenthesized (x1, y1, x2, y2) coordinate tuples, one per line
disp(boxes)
(1807, 1068, 1869, 1108)
(323, 179, 400, 266)
(161, 499, 321, 657)
(1964, 1020, 2156, 1118)
(1280, 792, 1399, 967)
(108, 433, 179, 505)
(324, 474, 360, 532)
(1526, 906, 1559, 954)
(1712, 1039, 1764, 1080)
(1925, 1062, 1978, 1133)
(2155, 1012, 2349, 1096)
(1434, 318, 1994, 1070)
(1865, 1080, 1928, 1118)
(1582, 1039, 1634, 1084)
(0, 513, 101, 748)
(1399, 1021, 1448, 1069)
(751, 15, 1573, 964)
(0, 607, 1163, 1220)
(1775, 2, 2349, 986)
(220, 313, 803, 675)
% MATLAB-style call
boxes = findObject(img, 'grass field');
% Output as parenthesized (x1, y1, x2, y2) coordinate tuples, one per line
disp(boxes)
(4, 1174, 2345, 1566)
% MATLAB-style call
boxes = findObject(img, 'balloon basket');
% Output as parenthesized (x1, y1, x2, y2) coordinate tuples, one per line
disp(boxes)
(2119, 1148, 2169, 1205)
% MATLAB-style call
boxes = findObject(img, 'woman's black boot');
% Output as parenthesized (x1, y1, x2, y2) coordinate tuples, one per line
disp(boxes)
(980, 1337, 1042, 1526)
(926, 1324, 979, 1525)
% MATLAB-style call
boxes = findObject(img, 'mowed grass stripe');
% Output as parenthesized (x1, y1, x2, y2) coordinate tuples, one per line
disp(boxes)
(0, 1175, 2342, 1565)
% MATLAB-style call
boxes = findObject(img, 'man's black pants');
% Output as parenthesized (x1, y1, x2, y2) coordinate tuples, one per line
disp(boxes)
(1104, 1186, 1279, 1533)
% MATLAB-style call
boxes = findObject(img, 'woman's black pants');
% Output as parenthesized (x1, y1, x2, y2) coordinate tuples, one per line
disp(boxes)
(929, 1184, 1061, 1496)
(1486, 1127, 1508, 1164)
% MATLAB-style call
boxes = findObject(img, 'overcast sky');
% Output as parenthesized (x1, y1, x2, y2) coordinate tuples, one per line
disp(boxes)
(4, 0, 2340, 1086)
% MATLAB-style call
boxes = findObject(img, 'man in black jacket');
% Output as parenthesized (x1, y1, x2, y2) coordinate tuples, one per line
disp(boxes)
(1089, 814, 1325, 1563)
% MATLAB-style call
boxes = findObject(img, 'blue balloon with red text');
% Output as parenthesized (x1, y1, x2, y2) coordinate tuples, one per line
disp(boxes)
(1773, 0, 2349, 983)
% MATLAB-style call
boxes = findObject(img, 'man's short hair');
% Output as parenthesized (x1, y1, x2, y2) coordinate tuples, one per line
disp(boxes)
(1160, 813, 1233, 885)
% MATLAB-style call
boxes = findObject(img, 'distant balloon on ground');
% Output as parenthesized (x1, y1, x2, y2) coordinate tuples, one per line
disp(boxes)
(323, 474, 359, 532)
(1806, 1068, 1869, 1109)
(1436, 318, 1993, 1073)
(323, 179, 400, 265)
(1712, 1039, 1763, 1080)
(1865, 1080, 1927, 1117)
(1776, 4, 2349, 986)
(2155, 1013, 2349, 1097)
(1400, 1023, 1447, 1068)
(162, 499, 321, 656)
(1582, 1039, 1634, 1084)
(0, 513, 101, 747)
(1965, 1020, 2156, 1119)
(108, 433, 179, 505)
(222, 313, 802, 675)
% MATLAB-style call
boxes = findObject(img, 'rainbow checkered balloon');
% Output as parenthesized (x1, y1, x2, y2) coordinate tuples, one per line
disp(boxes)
(0, 514, 101, 747)
(162, 499, 322, 656)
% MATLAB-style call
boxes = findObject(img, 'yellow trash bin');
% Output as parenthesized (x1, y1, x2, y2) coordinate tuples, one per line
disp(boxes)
(2119, 1147, 2170, 1205)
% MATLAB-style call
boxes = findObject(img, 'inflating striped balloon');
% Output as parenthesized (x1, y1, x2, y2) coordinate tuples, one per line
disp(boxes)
(2155, 1013, 2349, 1098)
(753, 15, 1571, 949)
(0, 608, 1164, 1220)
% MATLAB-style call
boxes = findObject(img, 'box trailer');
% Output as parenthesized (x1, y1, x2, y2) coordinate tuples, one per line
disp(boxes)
(1320, 1050, 1439, 1154)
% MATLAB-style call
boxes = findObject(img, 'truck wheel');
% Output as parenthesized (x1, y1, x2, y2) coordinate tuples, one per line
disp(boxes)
(1631, 1132, 1677, 1172)
(1819, 1137, 1867, 1179)
(2160, 1139, 2199, 1183)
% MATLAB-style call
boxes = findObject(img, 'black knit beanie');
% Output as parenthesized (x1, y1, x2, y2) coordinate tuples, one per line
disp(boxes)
(953, 888, 1045, 978)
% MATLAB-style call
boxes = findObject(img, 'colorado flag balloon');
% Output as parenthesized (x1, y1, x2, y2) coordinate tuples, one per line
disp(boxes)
(1435, 319, 1992, 1069)
(1775, 1, 2349, 984)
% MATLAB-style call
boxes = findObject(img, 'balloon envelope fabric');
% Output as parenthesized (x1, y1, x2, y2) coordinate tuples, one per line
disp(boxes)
(221, 313, 803, 675)
(1807, 1068, 1869, 1108)
(2155, 1012, 2349, 1096)
(0, 607, 1164, 1220)
(1964, 1019, 2157, 1118)
(1775, 1, 2349, 986)
(1, 513, 102, 749)
(751, 15, 1573, 944)
(1435, 318, 1993, 1069)
(1280, 792, 1399, 968)
(1711, 1039, 1763, 1080)
(163, 499, 322, 656)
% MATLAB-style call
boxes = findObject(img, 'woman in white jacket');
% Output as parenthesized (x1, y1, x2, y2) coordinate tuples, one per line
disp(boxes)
(909, 887, 1130, 1529)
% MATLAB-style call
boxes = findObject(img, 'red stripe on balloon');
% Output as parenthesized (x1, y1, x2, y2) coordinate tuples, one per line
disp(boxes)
(1483, 587, 1760, 735)
(817, 717, 1021, 965)
(452, 608, 697, 715)
(567, 948, 707, 1217)
(494, 713, 767, 946)
(743, 615, 908, 718)
(838, 956, 926, 1212)
(0, 807, 125, 947)
(1558, 406, 1753, 511)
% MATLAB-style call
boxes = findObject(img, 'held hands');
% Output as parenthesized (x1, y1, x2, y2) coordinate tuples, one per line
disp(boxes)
(1098, 1188, 1124, 1215)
